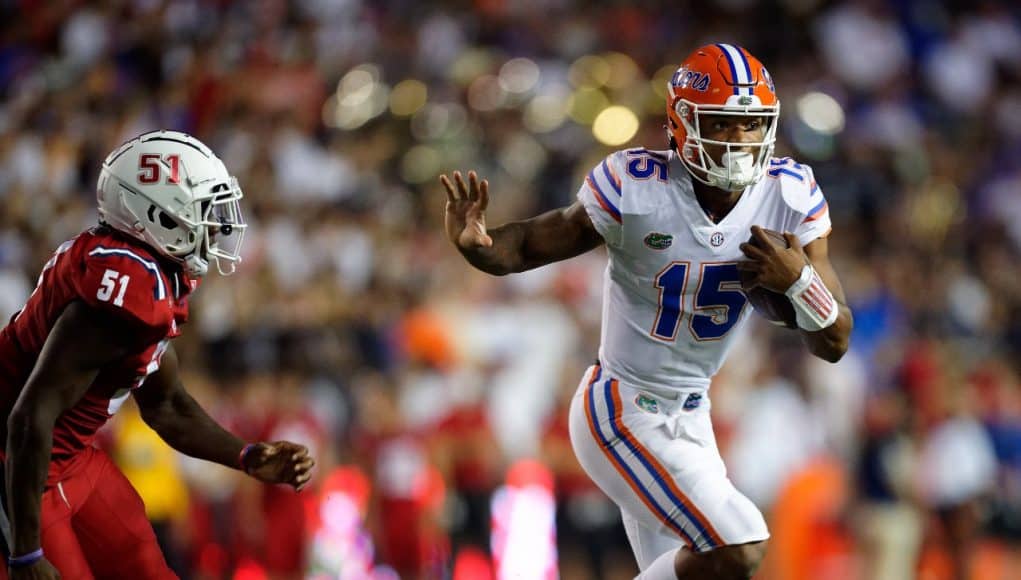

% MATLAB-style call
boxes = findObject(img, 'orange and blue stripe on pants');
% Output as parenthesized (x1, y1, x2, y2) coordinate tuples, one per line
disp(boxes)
(582, 365, 724, 552)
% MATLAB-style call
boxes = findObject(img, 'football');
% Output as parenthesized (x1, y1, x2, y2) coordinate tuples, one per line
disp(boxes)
(740, 228, 797, 328)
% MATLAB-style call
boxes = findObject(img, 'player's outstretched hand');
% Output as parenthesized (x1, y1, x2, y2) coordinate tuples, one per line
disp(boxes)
(440, 170, 492, 250)
(243, 441, 315, 491)
(10, 557, 61, 580)
(737, 226, 809, 293)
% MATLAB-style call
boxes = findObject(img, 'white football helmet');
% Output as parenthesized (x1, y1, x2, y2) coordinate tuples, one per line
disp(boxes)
(97, 130, 246, 277)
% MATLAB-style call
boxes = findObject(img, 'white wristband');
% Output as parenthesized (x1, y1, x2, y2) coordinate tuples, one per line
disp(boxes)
(784, 264, 839, 331)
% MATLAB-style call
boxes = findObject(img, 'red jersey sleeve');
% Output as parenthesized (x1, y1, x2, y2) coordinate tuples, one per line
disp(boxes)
(75, 245, 173, 338)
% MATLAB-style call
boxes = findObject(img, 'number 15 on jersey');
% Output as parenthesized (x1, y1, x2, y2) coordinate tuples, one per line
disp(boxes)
(651, 262, 747, 342)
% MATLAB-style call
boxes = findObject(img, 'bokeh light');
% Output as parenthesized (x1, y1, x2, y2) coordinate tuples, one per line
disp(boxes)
(568, 55, 611, 89)
(401, 145, 442, 184)
(498, 132, 547, 180)
(651, 63, 678, 100)
(389, 80, 428, 117)
(411, 103, 468, 141)
(796, 91, 845, 135)
(592, 106, 640, 146)
(467, 75, 506, 112)
(449, 48, 497, 87)
(325, 64, 390, 130)
(498, 58, 541, 95)
(523, 94, 569, 133)
(603, 52, 641, 90)
(567, 88, 609, 125)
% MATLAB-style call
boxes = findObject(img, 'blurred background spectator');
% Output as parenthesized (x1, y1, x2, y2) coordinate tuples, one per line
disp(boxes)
(2, 1, 1020, 578)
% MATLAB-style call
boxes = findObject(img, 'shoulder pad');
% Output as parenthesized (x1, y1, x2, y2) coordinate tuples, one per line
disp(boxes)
(76, 243, 173, 333)
(769, 157, 823, 215)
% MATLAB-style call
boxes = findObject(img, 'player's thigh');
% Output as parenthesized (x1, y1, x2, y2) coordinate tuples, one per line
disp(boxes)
(568, 373, 715, 551)
(0, 465, 95, 579)
(72, 451, 176, 579)
(621, 510, 685, 571)
(569, 371, 767, 553)
(41, 500, 95, 580)
(0, 502, 93, 580)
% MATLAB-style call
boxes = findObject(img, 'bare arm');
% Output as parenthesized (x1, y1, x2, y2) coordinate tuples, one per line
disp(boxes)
(440, 171, 603, 276)
(134, 344, 315, 490)
(133, 344, 247, 468)
(6, 301, 134, 556)
(738, 228, 853, 363)
(800, 236, 853, 362)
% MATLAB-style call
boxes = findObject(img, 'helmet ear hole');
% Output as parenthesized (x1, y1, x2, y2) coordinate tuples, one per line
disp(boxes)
(158, 212, 179, 230)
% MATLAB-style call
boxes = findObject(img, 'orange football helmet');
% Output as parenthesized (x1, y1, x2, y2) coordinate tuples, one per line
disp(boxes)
(666, 44, 780, 191)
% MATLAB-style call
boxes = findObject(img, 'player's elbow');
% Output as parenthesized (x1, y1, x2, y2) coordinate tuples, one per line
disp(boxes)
(808, 310, 852, 363)
(811, 336, 848, 363)
(819, 344, 847, 363)
(139, 402, 174, 435)
(484, 264, 515, 276)
(480, 259, 532, 276)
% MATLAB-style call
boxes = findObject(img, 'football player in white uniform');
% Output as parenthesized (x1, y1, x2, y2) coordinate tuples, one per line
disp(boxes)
(441, 44, 853, 580)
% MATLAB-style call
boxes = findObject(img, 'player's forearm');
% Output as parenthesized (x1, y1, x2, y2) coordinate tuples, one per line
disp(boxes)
(458, 221, 529, 276)
(801, 304, 853, 363)
(143, 389, 246, 469)
(5, 411, 56, 554)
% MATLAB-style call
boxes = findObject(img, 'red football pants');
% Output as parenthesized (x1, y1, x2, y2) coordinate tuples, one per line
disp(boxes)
(1, 446, 175, 579)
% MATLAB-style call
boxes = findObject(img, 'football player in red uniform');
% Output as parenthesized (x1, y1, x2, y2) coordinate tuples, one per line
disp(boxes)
(0, 131, 315, 580)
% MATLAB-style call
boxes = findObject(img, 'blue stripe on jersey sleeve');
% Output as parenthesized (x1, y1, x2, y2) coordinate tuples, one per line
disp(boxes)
(600, 160, 622, 196)
(766, 167, 805, 182)
(806, 199, 826, 216)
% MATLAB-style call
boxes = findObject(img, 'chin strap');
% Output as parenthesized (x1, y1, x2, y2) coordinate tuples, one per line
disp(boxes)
(182, 253, 209, 277)
(785, 264, 839, 331)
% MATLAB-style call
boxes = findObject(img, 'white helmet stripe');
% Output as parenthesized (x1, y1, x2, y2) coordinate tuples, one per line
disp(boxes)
(717, 44, 753, 95)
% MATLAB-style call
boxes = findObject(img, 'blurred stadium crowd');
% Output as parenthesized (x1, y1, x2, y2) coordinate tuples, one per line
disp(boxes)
(3, 1, 1021, 579)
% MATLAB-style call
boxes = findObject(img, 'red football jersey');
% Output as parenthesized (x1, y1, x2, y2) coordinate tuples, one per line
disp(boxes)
(0, 226, 196, 483)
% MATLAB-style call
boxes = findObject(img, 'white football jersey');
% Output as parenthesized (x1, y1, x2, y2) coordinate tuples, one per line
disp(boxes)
(577, 148, 832, 392)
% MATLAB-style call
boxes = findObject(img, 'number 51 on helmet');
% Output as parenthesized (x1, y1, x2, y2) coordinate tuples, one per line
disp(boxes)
(96, 130, 247, 277)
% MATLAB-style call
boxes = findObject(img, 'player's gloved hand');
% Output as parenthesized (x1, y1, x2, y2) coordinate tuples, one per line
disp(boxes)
(241, 441, 315, 491)
(440, 170, 493, 249)
(737, 226, 808, 293)
(10, 556, 61, 580)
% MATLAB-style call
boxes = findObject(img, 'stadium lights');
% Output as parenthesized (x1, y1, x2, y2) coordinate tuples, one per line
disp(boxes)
(523, 94, 569, 133)
(568, 55, 611, 89)
(499, 58, 541, 94)
(593, 106, 640, 146)
(796, 91, 846, 135)
(326, 64, 389, 130)
(389, 80, 428, 117)
(568, 88, 610, 124)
